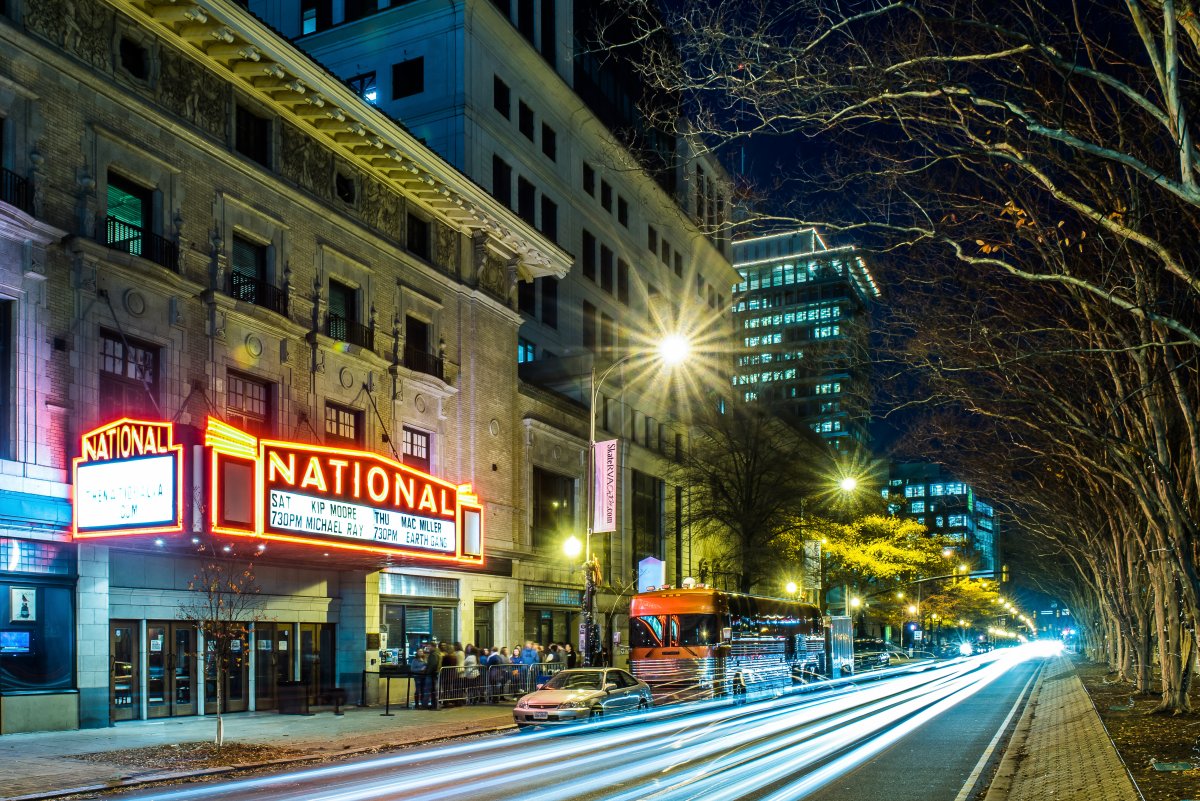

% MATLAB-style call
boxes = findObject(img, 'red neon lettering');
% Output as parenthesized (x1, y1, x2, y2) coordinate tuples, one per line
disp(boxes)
(367, 466, 389, 502)
(268, 451, 295, 485)
(395, 476, 415, 508)
(300, 456, 328, 492)
(418, 484, 438, 513)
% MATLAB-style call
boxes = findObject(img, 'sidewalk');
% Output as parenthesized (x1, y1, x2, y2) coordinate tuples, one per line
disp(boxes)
(0, 702, 516, 800)
(985, 654, 1140, 801)
(0, 656, 1141, 801)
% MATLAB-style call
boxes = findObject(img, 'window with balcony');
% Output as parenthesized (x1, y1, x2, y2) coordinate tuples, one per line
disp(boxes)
(99, 330, 159, 418)
(226, 371, 271, 435)
(228, 235, 285, 315)
(531, 467, 574, 549)
(324, 402, 362, 447)
(403, 426, 431, 473)
(403, 315, 443, 380)
(327, 279, 371, 349)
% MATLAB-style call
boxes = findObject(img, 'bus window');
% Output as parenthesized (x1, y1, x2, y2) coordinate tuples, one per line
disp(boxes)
(675, 614, 719, 646)
(631, 615, 665, 648)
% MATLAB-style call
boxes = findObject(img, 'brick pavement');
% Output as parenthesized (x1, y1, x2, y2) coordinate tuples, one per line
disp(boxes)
(985, 655, 1140, 801)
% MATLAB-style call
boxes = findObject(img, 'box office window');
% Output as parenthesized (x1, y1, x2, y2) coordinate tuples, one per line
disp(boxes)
(0, 539, 76, 693)
(380, 603, 457, 664)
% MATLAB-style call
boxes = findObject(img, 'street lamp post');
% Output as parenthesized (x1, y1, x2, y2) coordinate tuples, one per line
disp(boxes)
(581, 335, 689, 668)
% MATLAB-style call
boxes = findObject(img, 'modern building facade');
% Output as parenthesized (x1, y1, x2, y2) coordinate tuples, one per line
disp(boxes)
(250, 0, 739, 651)
(731, 229, 879, 451)
(0, 0, 571, 732)
(883, 462, 1000, 575)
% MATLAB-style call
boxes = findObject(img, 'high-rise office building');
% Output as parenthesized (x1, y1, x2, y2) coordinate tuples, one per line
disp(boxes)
(884, 463, 1000, 575)
(731, 229, 879, 451)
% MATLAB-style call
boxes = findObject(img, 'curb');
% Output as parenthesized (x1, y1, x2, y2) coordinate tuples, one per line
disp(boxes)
(982, 661, 1045, 801)
(1, 723, 517, 801)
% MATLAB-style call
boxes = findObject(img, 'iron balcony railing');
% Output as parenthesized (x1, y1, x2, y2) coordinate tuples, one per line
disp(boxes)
(404, 344, 445, 381)
(327, 312, 374, 350)
(0, 167, 33, 215)
(228, 270, 288, 317)
(103, 216, 179, 272)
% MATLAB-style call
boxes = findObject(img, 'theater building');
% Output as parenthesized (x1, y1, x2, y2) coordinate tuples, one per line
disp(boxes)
(0, 0, 568, 732)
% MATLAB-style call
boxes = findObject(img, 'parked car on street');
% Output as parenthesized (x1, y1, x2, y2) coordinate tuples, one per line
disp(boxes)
(513, 668, 653, 727)
(852, 639, 893, 670)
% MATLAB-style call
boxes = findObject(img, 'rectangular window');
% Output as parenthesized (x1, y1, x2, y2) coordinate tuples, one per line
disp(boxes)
(517, 0, 535, 41)
(0, 301, 11, 456)
(695, 273, 704, 297)
(517, 177, 536, 226)
(661, 239, 670, 266)
(406, 213, 430, 259)
(531, 467, 574, 549)
(541, 123, 556, 161)
(581, 229, 596, 281)
(617, 197, 628, 226)
(392, 57, 424, 99)
(541, 277, 558, 328)
(600, 245, 614, 293)
(347, 71, 377, 104)
(324, 402, 361, 447)
(228, 235, 281, 313)
(647, 226, 658, 253)
(235, 104, 271, 168)
(583, 162, 595, 195)
(904, 484, 926, 498)
(616, 259, 630, 304)
(105, 172, 152, 257)
(674, 252, 682, 277)
(600, 312, 616, 353)
(518, 278, 536, 316)
(539, 0, 556, 63)
(226, 371, 271, 435)
(300, 0, 330, 34)
(518, 101, 535, 140)
(600, 180, 612, 212)
(517, 337, 536, 363)
(910, 500, 926, 514)
(492, 154, 512, 207)
(493, 75, 510, 118)
(403, 426, 430, 473)
(631, 469, 664, 563)
(540, 195, 558, 242)
(582, 301, 597, 350)
(328, 278, 371, 348)
(99, 330, 159, 418)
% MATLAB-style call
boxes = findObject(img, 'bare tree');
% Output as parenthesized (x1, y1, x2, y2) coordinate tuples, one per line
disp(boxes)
(178, 555, 266, 747)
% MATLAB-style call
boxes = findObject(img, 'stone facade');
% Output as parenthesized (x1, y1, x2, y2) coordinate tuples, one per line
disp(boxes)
(0, 0, 567, 731)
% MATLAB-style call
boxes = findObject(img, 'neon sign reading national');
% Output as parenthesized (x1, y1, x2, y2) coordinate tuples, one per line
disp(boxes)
(207, 418, 484, 563)
(72, 418, 184, 538)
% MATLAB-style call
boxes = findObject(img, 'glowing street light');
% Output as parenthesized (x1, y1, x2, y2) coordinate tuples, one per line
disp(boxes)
(563, 535, 582, 560)
(839, 476, 859, 493)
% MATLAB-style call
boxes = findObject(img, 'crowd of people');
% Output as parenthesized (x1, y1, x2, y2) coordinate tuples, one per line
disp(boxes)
(406, 640, 596, 709)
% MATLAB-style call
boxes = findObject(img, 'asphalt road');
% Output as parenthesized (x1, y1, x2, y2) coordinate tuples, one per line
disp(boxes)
(113, 647, 1046, 801)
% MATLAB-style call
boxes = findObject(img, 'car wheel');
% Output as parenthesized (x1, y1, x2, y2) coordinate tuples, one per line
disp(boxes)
(590, 705, 604, 720)
(637, 699, 649, 712)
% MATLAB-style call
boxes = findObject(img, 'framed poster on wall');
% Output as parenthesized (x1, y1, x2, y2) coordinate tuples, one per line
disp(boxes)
(10, 587, 36, 622)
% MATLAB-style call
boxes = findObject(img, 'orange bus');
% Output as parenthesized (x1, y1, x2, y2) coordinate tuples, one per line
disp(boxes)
(629, 587, 825, 702)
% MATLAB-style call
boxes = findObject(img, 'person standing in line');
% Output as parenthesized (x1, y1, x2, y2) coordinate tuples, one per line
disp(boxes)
(423, 643, 443, 709)
(564, 642, 578, 669)
(464, 644, 481, 704)
(409, 647, 428, 709)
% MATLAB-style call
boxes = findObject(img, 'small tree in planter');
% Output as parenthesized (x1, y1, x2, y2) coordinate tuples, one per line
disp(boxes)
(179, 554, 265, 748)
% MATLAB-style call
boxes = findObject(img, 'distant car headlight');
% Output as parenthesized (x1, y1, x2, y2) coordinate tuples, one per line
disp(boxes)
(558, 699, 589, 709)
(959, 642, 973, 656)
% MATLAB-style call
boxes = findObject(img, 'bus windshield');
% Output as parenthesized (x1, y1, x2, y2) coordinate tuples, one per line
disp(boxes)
(632, 614, 720, 648)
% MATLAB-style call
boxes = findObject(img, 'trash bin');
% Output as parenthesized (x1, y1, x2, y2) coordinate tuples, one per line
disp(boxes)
(278, 680, 309, 715)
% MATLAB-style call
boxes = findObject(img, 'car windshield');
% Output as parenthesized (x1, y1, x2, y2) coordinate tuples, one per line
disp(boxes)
(543, 671, 603, 691)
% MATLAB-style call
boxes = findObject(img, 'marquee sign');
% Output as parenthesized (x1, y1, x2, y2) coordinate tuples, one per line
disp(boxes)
(72, 419, 184, 538)
(207, 418, 484, 563)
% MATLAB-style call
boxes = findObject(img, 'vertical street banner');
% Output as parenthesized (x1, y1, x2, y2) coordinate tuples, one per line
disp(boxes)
(593, 439, 619, 533)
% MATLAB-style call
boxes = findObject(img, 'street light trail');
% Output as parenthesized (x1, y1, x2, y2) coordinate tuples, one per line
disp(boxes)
(118, 646, 1051, 801)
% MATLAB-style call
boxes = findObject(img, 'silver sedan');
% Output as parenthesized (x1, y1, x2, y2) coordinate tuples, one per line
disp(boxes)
(513, 668, 653, 727)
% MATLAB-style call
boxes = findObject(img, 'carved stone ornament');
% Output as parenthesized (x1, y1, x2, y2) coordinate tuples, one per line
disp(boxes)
(480, 252, 507, 301)
(489, 419, 501, 438)
(339, 366, 354, 389)
(27, 0, 112, 69)
(361, 174, 403, 237)
(434, 221, 458, 274)
(245, 334, 263, 359)
(280, 123, 332, 201)
(158, 47, 228, 139)
(123, 289, 146, 317)
(415, 394, 426, 414)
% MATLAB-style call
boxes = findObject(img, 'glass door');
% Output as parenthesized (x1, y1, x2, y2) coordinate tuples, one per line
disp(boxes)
(299, 623, 335, 703)
(254, 623, 293, 710)
(203, 631, 249, 714)
(147, 622, 196, 718)
(110, 622, 139, 721)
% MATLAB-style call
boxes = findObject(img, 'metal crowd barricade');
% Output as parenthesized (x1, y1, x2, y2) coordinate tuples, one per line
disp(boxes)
(426, 662, 566, 708)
